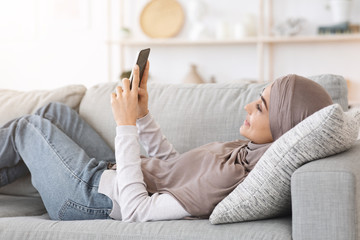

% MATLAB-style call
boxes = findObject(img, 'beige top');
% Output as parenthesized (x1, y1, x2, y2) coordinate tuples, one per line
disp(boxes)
(141, 140, 266, 218)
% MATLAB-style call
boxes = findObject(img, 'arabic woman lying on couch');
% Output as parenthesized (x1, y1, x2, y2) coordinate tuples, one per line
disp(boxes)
(0, 62, 332, 221)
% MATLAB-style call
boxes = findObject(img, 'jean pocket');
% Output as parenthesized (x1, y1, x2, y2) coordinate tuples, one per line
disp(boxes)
(59, 199, 111, 220)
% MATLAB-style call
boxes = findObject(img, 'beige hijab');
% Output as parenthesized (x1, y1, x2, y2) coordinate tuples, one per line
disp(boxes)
(269, 74, 333, 141)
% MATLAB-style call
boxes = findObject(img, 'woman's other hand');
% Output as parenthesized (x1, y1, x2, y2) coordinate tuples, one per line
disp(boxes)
(138, 61, 150, 119)
(111, 65, 140, 126)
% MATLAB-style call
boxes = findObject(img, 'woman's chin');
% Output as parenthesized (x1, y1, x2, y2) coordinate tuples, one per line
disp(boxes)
(239, 126, 247, 138)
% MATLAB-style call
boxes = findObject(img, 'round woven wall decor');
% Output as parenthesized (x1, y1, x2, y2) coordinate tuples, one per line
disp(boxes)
(140, 0, 185, 38)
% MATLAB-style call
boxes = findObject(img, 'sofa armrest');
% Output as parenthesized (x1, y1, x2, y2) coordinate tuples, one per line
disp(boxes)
(291, 140, 360, 240)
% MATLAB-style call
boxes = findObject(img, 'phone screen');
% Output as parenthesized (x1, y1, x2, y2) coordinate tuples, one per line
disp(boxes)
(129, 48, 150, 89)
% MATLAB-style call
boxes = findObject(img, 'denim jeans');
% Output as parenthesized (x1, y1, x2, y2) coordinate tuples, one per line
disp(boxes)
(0, 102, 114, 220)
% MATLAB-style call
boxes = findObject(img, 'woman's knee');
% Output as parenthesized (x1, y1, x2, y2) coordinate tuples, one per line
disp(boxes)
(18, 115, 46, 128)
(35, 102, 70, 117)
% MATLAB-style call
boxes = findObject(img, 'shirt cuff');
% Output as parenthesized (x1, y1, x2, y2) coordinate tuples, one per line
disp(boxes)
(116, 125, 138, 136)
(136, 112, 153, 126)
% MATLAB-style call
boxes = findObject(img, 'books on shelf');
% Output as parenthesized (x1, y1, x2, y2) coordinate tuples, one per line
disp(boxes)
(318, 22, 360, 35)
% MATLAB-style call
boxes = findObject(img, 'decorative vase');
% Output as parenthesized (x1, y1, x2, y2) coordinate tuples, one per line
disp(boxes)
(329, 0, 352, 23)
(183, 64, 205, 84)
(187, 0, 209, 40)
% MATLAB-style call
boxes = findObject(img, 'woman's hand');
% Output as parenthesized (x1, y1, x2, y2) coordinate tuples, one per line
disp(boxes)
(111, 65, 140, 126)
(137, 61, 150, 119)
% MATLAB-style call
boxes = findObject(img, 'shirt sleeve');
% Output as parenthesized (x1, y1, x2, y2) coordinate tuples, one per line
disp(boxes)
(115, 125, 190, 222)
(136, 113, 179, 160)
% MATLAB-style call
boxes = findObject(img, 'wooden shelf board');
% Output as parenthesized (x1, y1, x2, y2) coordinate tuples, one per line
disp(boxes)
(263, 34, 360, 43)
(108, 34, 360, 46)
(108, 38, 259, 46)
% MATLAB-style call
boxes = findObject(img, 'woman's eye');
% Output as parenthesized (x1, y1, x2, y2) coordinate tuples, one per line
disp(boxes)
(256, 104, 262, 112)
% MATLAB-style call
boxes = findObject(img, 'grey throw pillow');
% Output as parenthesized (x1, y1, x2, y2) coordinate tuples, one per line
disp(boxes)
(209, 104, 360, 224)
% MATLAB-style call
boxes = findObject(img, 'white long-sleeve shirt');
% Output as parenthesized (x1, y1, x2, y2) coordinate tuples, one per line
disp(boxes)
(98, 113, 191, 222)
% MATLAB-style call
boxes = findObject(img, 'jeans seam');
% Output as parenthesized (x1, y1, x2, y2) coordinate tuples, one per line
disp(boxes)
(58, 199, 112, 220)
(23, 117, 93, 188)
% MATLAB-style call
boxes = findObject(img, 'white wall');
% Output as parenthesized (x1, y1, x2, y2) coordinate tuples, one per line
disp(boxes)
(0, 0, 108, 90)
(1, 0, 359, 103)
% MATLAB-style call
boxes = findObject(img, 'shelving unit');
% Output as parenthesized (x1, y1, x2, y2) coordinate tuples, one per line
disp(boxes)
(107, 0, 360, 83)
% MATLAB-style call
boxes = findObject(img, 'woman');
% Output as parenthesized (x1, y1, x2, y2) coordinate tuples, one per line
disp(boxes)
(0, 62, 332, 222)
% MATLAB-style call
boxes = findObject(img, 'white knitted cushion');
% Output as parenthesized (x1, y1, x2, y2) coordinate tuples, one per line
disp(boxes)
(210, 104, 360, 224)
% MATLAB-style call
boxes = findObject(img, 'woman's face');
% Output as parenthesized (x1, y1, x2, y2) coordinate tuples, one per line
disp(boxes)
(240, 84, 273, 144)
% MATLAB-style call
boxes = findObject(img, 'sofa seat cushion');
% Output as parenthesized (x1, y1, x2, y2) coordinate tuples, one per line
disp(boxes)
(0, 215, 292, 240)
(0, 195, 46, 218)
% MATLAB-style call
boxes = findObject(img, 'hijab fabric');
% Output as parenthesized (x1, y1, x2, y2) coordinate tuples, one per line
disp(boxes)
(269, 74, 333, 141)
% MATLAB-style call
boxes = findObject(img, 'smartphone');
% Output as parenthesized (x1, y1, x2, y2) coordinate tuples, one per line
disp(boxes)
(129, 48, 150, 90)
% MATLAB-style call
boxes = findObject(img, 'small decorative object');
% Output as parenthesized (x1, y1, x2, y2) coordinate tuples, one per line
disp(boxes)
(120, 70, 131, 79)
(187, 0, 209, 40)
(120, 70, 151, 82)
(349, 24, 360, 33)
(327, 0, 353, 23)
(140, 0, 185, 38)
(226, 14, 257, 39)
(215, 21, 230, 40)
(119, 27, 131, 39)
(273, 18, 306, 36)
(233, 22, 246, 39)
(183, 64, 205, 84)
(241, 14, 257, 37)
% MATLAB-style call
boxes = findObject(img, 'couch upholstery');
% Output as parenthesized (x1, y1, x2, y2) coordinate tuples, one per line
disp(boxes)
(0, 74, 358, 240)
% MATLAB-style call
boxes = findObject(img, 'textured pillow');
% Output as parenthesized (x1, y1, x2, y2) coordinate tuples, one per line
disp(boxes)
(209, 104, 360, 224)
(0, 84, 87, 197)
(0, 85, 86, 126)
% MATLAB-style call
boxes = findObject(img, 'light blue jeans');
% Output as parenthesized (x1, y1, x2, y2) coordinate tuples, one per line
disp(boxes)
(0, 102, 114, 220)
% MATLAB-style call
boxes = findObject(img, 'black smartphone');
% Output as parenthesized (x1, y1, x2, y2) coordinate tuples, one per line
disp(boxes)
(129, 48, 150, 90)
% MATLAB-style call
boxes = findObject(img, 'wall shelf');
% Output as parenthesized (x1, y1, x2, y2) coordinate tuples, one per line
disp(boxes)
(107, 0, 360, 83)
(108, 33, 360, 46)
(107, 38, 259, 46)
(263, 34, 360, 43)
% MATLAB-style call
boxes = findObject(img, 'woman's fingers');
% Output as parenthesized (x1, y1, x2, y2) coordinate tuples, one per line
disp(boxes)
(130, 65, 139, 92)
(122, 78, 130, 93)
(141, 61, 150, 90)
(115, 86, 123, 96)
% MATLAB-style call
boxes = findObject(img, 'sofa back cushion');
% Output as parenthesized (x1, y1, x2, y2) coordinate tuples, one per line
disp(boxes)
(79, 74, 348, 154)
(0, 85, 86, 126)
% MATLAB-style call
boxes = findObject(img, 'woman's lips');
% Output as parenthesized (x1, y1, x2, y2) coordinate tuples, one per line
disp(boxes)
(244, 119, 250, 127)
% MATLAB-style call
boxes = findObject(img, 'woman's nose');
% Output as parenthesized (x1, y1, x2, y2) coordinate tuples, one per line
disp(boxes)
(244, 103, 251, 113)
(244, 101, 256, 114)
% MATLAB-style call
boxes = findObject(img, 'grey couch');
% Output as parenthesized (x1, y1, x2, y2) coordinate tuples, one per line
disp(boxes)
(0, 74, 358, 240)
